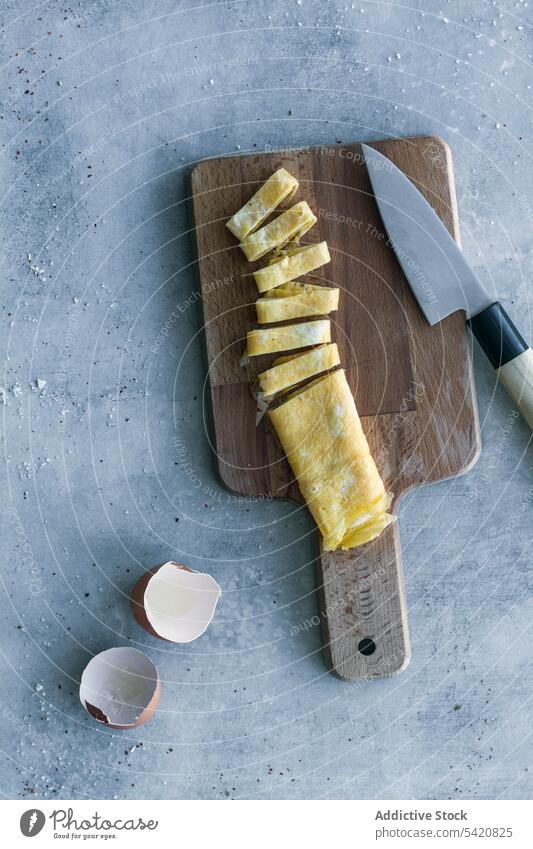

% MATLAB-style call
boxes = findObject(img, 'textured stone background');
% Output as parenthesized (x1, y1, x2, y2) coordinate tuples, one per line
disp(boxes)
(1, 0, 532, 800)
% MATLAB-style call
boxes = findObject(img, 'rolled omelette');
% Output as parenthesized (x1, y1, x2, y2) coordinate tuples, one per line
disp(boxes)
(239, 202, 317, 262)
(253, 241, 331, 293)
(256, 282, 339, 323)
(246, 319, 330, 356)
(226, 168, 298, 241)
(258, 343, 340, 397)
(269, 369, 393, 551)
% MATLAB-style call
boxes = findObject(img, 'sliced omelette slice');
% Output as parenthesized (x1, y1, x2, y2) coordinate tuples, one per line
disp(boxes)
(226, 168, 298, 241)
(268, 369, 393, 551)
(246, 319, 330, 356)
(258, 343, 340, 398)
(239, 202, 317, 262)
(253, 241, 331, 293)
(256, 282, 339, 323)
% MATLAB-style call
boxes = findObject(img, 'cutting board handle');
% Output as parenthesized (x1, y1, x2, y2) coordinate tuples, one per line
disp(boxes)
(317, 521, 410, 680)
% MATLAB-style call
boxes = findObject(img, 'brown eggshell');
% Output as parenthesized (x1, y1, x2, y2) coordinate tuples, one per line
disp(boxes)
(131, 562, 194, 640)
(80, 647, 160, 730)
(84, 677, 161, 730)
(131, 560, 221, 643)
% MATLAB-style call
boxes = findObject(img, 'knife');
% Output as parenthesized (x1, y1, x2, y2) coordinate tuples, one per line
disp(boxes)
(362, 143, 533, 430)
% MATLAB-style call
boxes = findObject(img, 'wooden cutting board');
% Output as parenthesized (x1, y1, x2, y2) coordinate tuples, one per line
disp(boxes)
(190, 136, 480, 680)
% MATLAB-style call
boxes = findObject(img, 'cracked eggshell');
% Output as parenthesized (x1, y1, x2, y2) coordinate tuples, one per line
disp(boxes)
(79, 647, 160, 730)
(131, 561, 221, 643)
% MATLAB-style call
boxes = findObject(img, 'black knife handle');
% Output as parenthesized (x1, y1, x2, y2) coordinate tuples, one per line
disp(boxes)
(468, 302, 527, 368)
(468, 302, 533, 430)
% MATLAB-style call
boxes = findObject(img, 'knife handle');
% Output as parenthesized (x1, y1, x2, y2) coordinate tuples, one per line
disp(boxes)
(469, 302, 533, 430)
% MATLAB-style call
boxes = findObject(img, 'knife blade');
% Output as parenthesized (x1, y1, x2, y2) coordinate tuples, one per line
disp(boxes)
(362, 143, 533, 430)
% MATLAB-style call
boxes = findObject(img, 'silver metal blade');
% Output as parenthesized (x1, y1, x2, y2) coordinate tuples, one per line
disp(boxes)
(361, 144, 493, 324)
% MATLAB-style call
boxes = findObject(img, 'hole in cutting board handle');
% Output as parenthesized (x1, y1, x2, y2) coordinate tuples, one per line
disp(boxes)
(358, 637, 376, 656)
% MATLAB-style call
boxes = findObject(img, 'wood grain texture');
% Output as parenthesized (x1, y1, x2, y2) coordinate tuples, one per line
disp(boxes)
(190, 136, 481, 680)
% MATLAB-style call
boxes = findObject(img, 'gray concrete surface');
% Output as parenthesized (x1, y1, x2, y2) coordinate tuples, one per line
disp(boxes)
(1, 0, 532, 801)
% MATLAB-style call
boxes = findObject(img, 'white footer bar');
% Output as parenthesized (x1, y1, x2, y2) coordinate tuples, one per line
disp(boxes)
(3, 799, 532, 848)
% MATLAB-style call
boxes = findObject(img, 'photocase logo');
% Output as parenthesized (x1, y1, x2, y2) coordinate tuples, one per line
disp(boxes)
(20, 809, 46, 837)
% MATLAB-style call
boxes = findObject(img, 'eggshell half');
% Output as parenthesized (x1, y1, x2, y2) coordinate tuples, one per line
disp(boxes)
(131, 561, 221, 643)
(79, 647, 160, 729)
